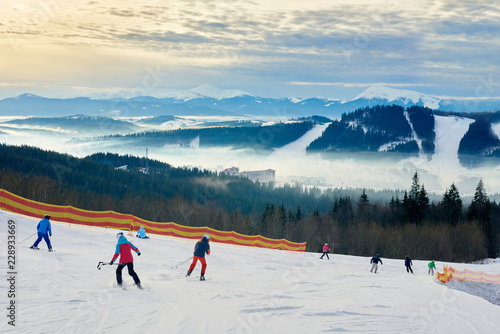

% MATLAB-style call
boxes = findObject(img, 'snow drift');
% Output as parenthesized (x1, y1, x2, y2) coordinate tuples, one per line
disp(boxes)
(1, 211, 500, 333)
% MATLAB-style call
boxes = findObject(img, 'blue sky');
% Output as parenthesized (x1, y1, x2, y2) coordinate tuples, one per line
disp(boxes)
(0, 0, 499, 99)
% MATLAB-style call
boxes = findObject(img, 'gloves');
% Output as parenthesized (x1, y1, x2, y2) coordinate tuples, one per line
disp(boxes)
(109, 261, 114, 265)
(49, 234, 52, 237)
(137, 252, 141, 256)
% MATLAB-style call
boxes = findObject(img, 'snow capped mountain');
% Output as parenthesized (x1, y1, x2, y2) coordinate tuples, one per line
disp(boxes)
(166, 84, 253, 101)
(2, 85, 500, 118)
(351, 85, 441, 109)
(14, 93, 44, 100)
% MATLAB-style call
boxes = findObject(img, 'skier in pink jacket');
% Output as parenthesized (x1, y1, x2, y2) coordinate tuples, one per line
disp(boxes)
(320, 243, 331, 259)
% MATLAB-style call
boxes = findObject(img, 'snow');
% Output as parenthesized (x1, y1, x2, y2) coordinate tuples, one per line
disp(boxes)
(352, 85, 441, 109)
(168, 84, 253, 101)
(404, 111, 423, 154)
(269, 123, 330, 157)
(492, 122, 500, 139)
(418, 116, 474, 187)
(378, 140, 408, 152)
(2, 211, 500, 333)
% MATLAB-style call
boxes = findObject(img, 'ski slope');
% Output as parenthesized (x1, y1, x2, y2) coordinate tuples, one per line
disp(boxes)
(269, 123, 330, 157)
(1, 211, 500, 334)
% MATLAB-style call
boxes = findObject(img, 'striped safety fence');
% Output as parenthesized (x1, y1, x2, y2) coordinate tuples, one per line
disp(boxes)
(437, 265, 500, 284)
(0, 189, 306, 251)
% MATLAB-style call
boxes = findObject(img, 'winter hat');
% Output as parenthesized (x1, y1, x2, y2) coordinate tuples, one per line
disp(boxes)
(116, 232, 124, 240)
(376, 253, 380, 257)
(44, 214, 51, 219)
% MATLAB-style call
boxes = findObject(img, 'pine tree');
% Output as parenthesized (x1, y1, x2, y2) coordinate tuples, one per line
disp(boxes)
(441, 183, 462, 225)
(296, 205, 302, 221)
(467, 179, 495, 257)
(418, 184, 430, 220)
(357, 189, 371, 222)
(403, 172, 429, 224)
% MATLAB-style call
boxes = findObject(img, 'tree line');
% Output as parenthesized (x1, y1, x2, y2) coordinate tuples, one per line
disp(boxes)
(0, 144, 498, 262)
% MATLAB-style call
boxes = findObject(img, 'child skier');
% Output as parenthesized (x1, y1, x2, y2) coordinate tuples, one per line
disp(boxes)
(136, 225, 149, 239)
(30, 214, 53, 251)
(405, 256, 413, 274)
(370, 253, 383, 273)
(320, 243, 331, 259)
(186, 234, 210, 280)
(428, 260, 436, 275)
(110, 232, 142, 289)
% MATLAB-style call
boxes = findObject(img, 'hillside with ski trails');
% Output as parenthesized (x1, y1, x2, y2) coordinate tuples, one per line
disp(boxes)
(1, 211, 500, 333)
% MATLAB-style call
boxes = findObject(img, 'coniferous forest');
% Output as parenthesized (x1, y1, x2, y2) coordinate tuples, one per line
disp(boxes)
(0, 143, 499, 262)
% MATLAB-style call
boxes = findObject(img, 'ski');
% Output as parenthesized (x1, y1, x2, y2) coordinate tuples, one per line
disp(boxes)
(188, 276, 211, 281)
(114, 283, 126, 290)
(24, 246, 55, 251)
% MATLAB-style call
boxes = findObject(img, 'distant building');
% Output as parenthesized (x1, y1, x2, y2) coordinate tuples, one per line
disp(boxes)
(115, 165, 128, 171)
(220, 166, 275, 184)
(220, 167, 240, 176)
(240, 169, 275, 183)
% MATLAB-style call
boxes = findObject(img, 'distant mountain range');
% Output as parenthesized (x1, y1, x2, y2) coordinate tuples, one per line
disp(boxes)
(1, 85, 499, 118)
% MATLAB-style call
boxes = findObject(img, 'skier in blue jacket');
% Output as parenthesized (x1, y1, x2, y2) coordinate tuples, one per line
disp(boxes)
(405, 256, 413, 274)
(110, 232, 142, 289)
(136, 226, 149, 239)
(30, 215, 53, 251)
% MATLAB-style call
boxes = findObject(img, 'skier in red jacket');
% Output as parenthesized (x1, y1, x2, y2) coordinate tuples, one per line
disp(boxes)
(110, 232, 142, 289)
(186, 234, 211, 280)
(320, 243, 331, 259)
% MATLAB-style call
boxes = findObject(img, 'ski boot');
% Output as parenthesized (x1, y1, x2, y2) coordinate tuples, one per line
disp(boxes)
(200, 274, 205, 281)
(185, 269, 193, 277)
(30, 245, 39, 249)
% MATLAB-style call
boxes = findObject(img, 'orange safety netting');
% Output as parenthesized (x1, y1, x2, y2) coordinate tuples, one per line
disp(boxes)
(0, 189, 306, 251)
(437, 265, 500, 284)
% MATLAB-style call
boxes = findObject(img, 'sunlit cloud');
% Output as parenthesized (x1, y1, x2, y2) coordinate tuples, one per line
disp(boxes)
(0, 0, 498, 99)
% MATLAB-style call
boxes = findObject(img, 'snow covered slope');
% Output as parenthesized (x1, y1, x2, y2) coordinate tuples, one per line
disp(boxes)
(270, 123, 330, 157)
(166, 84, 253, 101)
(1, 212, 500, 333)
(351, 85, 441, 109)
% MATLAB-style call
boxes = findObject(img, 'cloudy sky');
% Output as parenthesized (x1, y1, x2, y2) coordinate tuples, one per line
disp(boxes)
(0, 0, 499, 99)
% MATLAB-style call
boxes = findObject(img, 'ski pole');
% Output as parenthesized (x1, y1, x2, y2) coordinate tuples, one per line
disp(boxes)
(97, 261, 119, 270)
(18, 232, 37, 245)
(171, 256, 193, 269)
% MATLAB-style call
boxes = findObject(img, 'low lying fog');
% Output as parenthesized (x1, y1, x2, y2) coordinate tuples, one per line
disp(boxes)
(0, 116, 498, 197)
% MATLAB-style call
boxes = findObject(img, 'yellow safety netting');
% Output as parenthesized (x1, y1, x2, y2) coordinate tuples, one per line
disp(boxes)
(437, 265, 500, 284)
(0, 188, 306, 251)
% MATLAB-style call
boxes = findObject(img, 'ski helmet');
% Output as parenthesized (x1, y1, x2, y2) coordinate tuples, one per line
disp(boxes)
(44, 214, 51, 219)
(116, 232, 124, 240)
(203, 234, 210, 240)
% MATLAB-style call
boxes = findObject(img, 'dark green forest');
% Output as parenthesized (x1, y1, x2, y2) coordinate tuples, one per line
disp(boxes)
(88, 121, 315, 150)
(0, 144, 499, 262)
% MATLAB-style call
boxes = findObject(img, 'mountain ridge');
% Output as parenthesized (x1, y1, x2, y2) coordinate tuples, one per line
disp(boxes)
(2, 85, 500, 118)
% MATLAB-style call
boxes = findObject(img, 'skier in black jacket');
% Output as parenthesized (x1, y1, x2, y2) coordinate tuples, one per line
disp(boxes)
(370, 253, 383, 273)
(405, 256, 413, 274)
